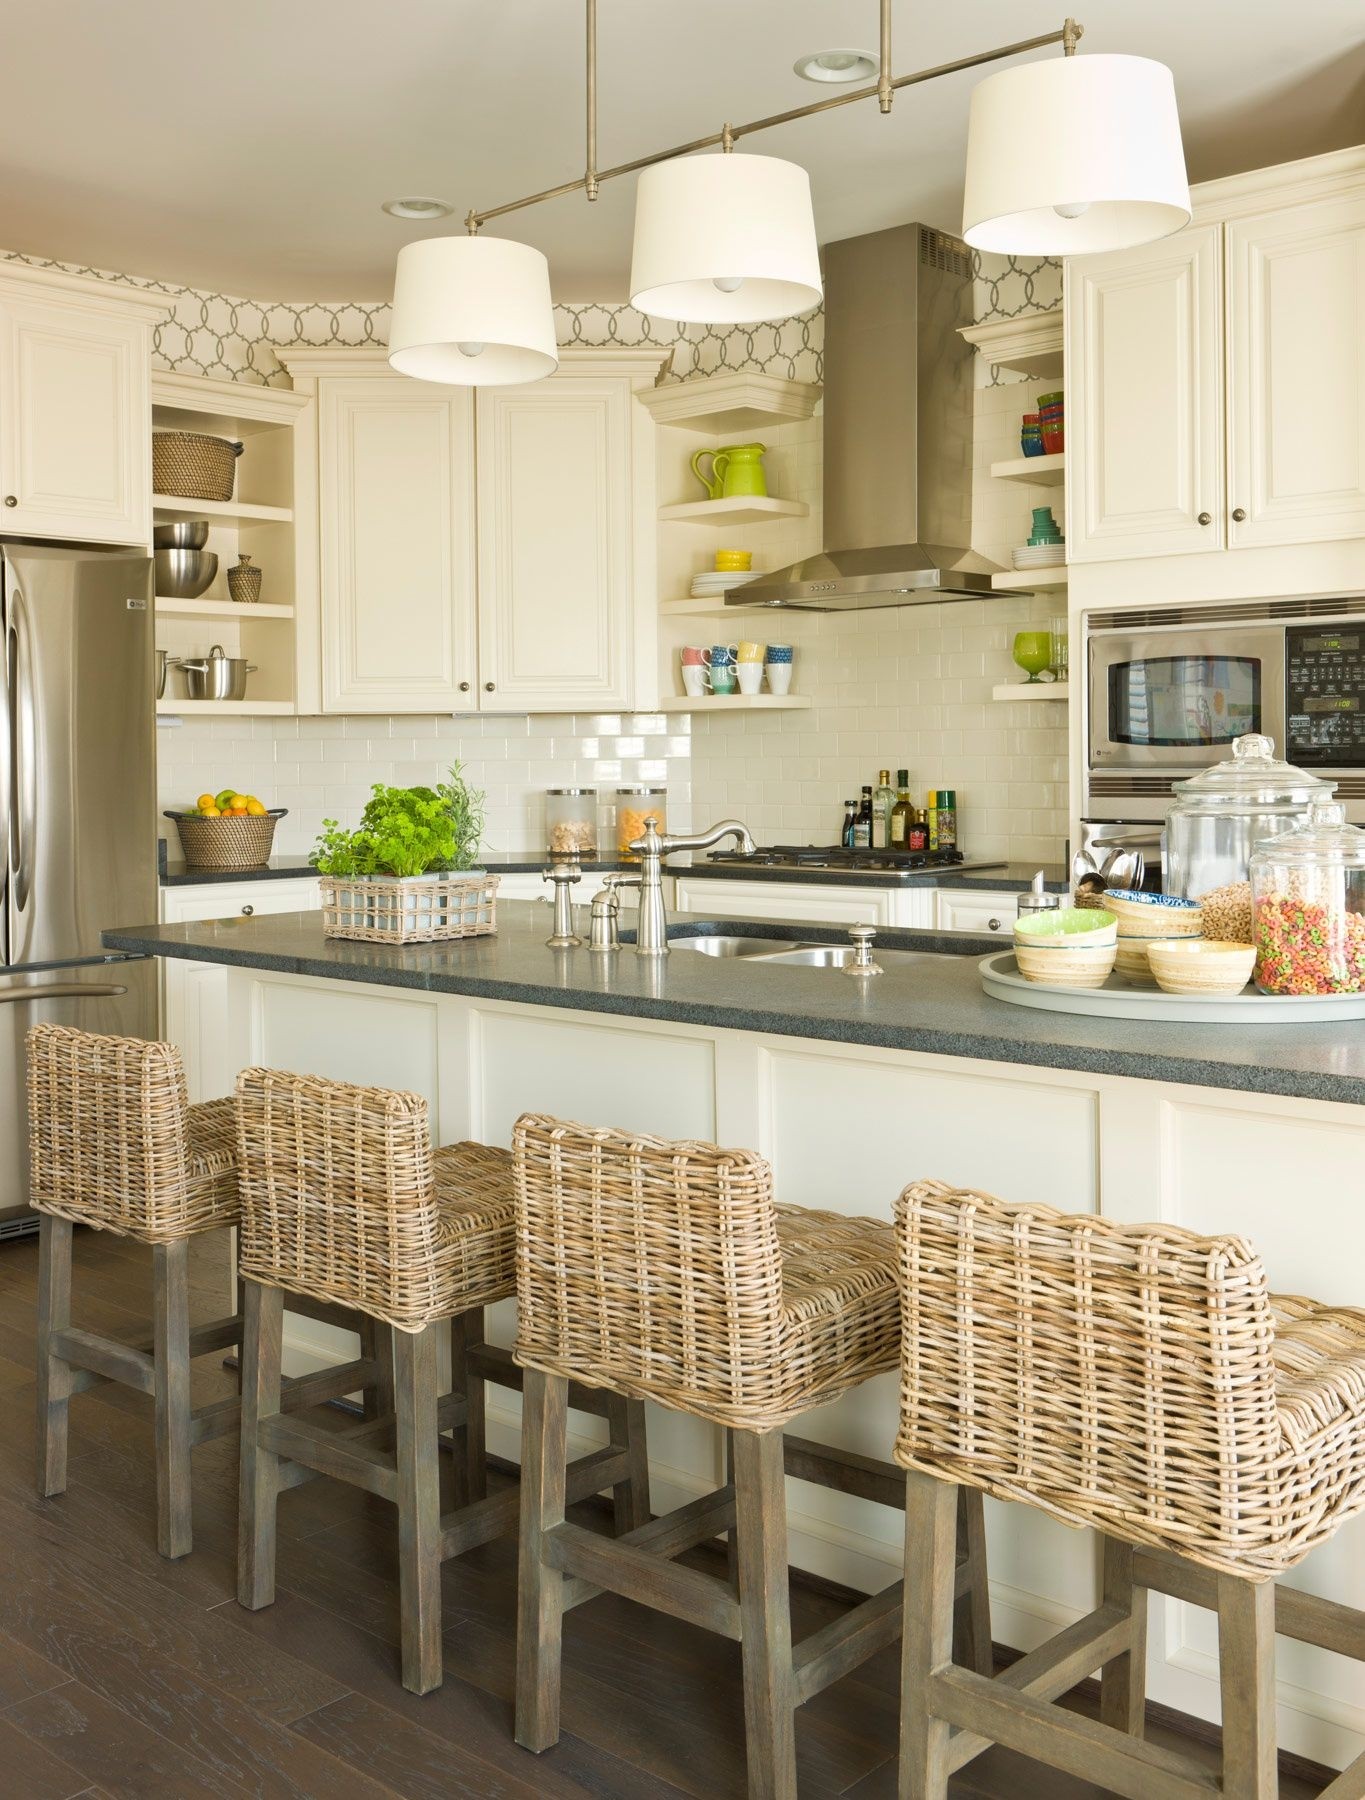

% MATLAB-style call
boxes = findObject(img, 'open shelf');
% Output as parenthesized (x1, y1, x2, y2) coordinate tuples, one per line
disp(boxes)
(991, 568, 1067, 593)
(157, 697, 295, 717)
(659, 496, 809, 527)
(989, 453, 1064, 488)
(154, 494, 294, 525)
(992, 682, 1070, 703)
(638, 371, 821, 434)
(155, 596, 295, 620)
(662, 594, 773, 619)
(658, 693, 812, 713)
(960, 308, 1063, 379)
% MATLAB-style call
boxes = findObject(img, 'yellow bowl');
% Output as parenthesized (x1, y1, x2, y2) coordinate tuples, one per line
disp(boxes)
(1014, 939, 1117, 989)
(1147, 939, 1256, 997)
(714, 550, 752, 571)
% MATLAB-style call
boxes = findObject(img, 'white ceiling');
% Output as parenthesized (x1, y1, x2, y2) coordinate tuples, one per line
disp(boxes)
(2, 1, 1361, 301)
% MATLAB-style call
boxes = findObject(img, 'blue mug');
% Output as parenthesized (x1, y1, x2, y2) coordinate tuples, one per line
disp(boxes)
(710, 643, 737, 667)
(764, 644, 793, 664)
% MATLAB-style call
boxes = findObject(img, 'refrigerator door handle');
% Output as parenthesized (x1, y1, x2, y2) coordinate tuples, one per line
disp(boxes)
(8, 586, 35, 914)
(0, 982, 127, 1006)
(0, 598, 9, 928)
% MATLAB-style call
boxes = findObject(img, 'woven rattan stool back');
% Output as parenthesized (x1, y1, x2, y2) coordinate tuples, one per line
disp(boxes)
(235, 1066, 446, 1328)
(892, 1180, 1294, 1575)
(513, 1113, 788, 1426)
(26, 1023, 223, 1241)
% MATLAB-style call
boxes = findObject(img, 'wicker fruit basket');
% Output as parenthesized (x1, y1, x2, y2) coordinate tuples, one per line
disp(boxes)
(164, 808, 285, 870)
(152, 431, 243, 503)
(319, 872, 499, 944)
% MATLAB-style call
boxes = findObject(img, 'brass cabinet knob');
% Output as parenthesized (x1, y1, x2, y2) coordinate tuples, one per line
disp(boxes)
(988, 917, 1002, 931)
(458, 681, 470, 692)
(484, 681, 495, 692)
(241, 904, 254, 916)
(3, 496, 16, 507)
(1232, 507, 1248, 522)
(1197, 511, 1212, 525)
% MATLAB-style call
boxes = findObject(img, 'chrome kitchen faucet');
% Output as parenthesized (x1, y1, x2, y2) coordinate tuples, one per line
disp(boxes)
(628, 817, 755, 956)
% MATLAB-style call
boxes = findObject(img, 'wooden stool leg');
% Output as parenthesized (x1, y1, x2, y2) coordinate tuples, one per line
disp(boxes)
(899, 1469, 958, 1800)
(1218, 1573, 1278, 1800)
(152, 1238, 193, 1559)
(732, 1427, 797, 1800)
(725, 1428, 739, 1594)
(35, 1214, 74, 1498)
(607, 1393, 651, 1533)
(393, 1321, 443, 1696)
(516, 1367, 568, 1753)
(237, 1279, 284, 1609)
(1099, 1537, 1148, 1737)
(953, 1486, 993, 1677)
(449, 1307, 486, 1507)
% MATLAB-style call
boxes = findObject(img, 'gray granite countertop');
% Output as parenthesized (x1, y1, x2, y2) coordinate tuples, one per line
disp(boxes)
(104, 903, 1365, 1108)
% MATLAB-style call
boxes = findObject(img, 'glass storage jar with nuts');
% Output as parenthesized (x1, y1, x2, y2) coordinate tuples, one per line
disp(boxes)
(545, 788, 598, 859)
(616, 786, 667, 861)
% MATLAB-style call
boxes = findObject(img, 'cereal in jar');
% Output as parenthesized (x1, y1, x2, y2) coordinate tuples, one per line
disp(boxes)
(1249, 804, 1365, 995)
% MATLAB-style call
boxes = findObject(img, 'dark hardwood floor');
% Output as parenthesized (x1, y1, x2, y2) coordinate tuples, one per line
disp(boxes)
(0, 1226, 1329, 1799)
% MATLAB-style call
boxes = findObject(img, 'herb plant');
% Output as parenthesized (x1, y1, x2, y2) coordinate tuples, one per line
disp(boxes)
(311, 765, 486, 879)
(437, 761, 486, 872)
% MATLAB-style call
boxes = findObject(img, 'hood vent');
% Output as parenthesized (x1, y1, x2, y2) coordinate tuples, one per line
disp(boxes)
(734, 223, 1001, 612)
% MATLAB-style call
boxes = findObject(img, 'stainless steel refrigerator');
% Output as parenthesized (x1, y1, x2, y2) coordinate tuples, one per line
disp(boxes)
(1, 544, 158, 1238)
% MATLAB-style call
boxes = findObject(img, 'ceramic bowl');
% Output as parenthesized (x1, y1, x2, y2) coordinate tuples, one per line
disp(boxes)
(1014, 938, 1118, 990)
(1114, 939, 1158, 985)
(1104, 888, 1204, 938)
(1147, 939, 1257, 997)
(1015, 907, 1117, 950)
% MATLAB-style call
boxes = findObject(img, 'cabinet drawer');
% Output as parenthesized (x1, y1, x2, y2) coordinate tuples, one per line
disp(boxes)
(934, 891, 1015, 936)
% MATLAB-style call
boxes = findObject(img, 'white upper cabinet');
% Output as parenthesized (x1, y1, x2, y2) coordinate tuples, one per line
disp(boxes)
(475, 373, 635, 712)
(317, 375, 476, 713)
(1226, 192, 1365, 548)
(0, 270, 162, 545)
(1067, 224, 1223, 562)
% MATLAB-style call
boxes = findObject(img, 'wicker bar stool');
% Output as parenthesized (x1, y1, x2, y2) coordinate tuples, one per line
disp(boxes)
(25, 1023, 372, 1561)
(511, 1114, 992, 1798)
(234, 1069, 651, 1697)
(891, 1180, 1365, 1800)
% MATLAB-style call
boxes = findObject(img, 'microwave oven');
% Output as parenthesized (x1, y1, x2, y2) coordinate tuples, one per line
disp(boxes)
(1084, 598, 1365, 827)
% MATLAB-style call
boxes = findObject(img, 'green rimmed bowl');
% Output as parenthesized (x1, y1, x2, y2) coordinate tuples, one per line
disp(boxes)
(1015, 907, 1117, 950)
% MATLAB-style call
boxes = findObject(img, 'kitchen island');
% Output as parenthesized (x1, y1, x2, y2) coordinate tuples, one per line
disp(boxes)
(104, 903, 1365, 1769)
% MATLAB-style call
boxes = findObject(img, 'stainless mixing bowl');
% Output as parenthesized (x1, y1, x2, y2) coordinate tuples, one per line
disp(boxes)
(154, 548, 218, 598)
(153, 520, 210, 550)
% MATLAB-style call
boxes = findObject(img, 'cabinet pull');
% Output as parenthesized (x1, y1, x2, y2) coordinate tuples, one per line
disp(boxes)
(988, 917, 1002, 931)
(458, 681, 471, 693)
(1231, 507, 1247, 522)
(241, 904, 254, 916)
(3, 496, 15, 508)
(1197, 511, 1212, 526)
(484, 681, 495, 693)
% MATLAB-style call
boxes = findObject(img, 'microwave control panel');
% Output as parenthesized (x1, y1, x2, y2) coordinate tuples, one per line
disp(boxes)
(1286, 626, 1365, 763)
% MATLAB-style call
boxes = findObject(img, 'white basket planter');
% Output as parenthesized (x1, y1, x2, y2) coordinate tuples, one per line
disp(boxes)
(318, 871, 499, 944)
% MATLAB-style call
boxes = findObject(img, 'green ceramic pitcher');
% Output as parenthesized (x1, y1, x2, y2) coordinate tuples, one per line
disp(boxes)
(690, 447, 724, 498)
(690, 442, 769, 501)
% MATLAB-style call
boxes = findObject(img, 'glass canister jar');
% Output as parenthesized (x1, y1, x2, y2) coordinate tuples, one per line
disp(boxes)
(1250, 804, 1365, 994)
(1163, 734, 1335, 901)
(616, 786, 667, 861)
(545, 788, 598, 859)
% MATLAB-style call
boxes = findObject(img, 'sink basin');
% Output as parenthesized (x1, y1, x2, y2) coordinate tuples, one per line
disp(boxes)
(673, 935, 798, 958)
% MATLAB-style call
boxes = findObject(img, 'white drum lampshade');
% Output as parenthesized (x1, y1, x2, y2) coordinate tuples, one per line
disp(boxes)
(962, 54, 1190, 256)
(388, 235, 558, 385)
(630, 152, 823, 324)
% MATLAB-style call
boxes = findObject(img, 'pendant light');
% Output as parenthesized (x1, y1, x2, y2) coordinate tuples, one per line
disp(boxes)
(387, 234, 558, 386)
(629, 148, 822, 326)
(962, 50, 1190, 256)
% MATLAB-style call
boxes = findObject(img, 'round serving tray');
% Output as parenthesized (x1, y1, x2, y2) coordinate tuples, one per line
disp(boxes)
(978, 951, 1365, 1024)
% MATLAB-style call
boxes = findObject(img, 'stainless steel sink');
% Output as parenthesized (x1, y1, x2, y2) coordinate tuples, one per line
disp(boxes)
(673, 936, 942, 970)
(672, 935, 798, 958)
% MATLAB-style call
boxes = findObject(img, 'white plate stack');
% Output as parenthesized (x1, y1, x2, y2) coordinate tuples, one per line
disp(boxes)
(690, 570, 760, 598)
(1011, 543, 1066, 570)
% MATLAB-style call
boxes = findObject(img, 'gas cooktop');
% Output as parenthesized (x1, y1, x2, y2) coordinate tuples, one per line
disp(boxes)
(702, 845, 1005, 882)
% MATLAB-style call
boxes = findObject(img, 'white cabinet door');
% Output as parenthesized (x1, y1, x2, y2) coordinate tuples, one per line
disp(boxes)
(318, 376, 476, 713)
(1227, 193, 1365, 548)
(0, 294, 150, 543)
(1066, 224, 1223, 562)
(934, 890, 1015, 937)
(673, 878, 894, 926)
(160, 878, 320, 1102)
(476, 375, 635, 712)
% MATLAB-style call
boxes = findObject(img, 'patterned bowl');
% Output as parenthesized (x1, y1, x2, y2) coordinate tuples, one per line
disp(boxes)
(1014, 938, 1118, 989)
(1114, 939, 1159, 985)
(1104, 889, 1204, 938)
(1147, 939, 1256, 996)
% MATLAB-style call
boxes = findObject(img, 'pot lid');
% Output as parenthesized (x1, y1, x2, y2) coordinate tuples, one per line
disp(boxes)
(1169, 733, 1335, 813)
(1252, 801, 1365, 867)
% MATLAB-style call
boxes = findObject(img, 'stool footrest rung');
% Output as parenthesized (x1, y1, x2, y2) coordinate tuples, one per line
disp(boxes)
(1134, 1547, 1365, 1663)
(794, 1579, 904, 1704)
(439, 1443, 630, 1560)
(258, 1410, 398, 1501)
(783, 1432, 906, 1511)
(933, 1663, 1220, 1800)
(945, 1602, 1135, 1775)
(1318, 1755, 1365, 1800)
(618, 1485, 735, 1560)
(465, 1342, 613, 1419)
(52, 1327, 155, 1395)
(341, 1391, 468, 1446)
(544, 1518, 742, 1640)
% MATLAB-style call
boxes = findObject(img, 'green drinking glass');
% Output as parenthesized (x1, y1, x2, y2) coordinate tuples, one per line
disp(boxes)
(1012, 630, 1053, 684)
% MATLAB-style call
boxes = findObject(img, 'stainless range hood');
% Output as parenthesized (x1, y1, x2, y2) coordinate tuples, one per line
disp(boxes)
(733, 223, 1001, 612)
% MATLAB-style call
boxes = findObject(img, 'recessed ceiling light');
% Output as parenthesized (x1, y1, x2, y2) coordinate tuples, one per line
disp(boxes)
(382, 196, 455, 221)
(793, 49, 879, 85)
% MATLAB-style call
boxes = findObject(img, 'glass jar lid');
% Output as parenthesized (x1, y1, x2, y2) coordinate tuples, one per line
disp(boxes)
(1251, 801, 1365, 867)
(545, 787, 596, 796)
(1169, 733, 1335, 814)
(615, 785, 667, 795)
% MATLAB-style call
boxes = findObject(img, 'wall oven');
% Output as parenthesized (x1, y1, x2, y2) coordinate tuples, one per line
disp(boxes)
(1083, 598, 1365, 847)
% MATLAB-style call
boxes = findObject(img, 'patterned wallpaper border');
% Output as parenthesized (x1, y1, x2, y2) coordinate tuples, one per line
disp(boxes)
(0, 243, 1058, 390)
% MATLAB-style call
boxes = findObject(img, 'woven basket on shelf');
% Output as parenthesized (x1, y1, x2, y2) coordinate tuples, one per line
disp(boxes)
(319, 872, 499, 944)
(152, 431, 243, 502)
(165, 809, 284, 870)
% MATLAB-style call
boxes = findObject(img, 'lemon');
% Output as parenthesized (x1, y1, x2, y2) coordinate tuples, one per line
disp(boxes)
(196, 793, 215, 813)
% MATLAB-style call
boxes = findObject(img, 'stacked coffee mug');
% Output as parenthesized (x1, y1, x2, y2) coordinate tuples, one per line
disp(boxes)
(679, 641, 795, 697)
